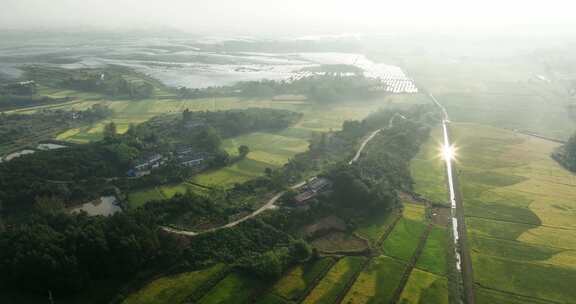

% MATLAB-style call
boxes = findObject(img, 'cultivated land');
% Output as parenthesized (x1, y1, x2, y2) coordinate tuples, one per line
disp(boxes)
(266, 257, 335, 301)
(453, 123, 576, 303)
(302, 256, 366, 304)
(198, 272, 263, 304)
(410, 127, 448, 205)
(399, 268, 449, 304)
(122, 98, 388, 207)
(342, 255, 406, 304)
(122, 264, 226, 304)
(403, 58, 576, 141)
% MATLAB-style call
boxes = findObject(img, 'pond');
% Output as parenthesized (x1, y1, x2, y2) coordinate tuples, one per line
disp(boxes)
(70, 196, 122, 216)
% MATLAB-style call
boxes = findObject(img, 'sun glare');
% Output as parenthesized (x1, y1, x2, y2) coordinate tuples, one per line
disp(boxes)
(441, 144, 456, 161)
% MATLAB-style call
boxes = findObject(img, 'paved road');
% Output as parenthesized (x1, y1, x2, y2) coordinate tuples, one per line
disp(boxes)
(429, 93, 476, 304)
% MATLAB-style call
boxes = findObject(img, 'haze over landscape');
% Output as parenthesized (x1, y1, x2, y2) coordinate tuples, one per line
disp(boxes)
(1, 1, 576, 304)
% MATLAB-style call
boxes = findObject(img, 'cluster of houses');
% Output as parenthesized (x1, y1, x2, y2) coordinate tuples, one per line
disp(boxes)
(127, 146, 212, 177)
(293, 177, 333, 205)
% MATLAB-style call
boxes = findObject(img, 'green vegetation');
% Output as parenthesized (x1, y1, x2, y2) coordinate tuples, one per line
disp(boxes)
(342, 255, 406, 304)
(399, 269, 449, 304)
(24, 65, 170, 100)
(410, 127, 448, 204)
(122, 264, 226, 304)
(198, 272, 262, 304)
(416, 226, 448, 276)
(381, 218, 427, 260)
(0, 108, 299, 214)
(472, 253, 576, 303)
(0, 104, 112, 155)
(302, 256, 366, 304)
(475, 287, 557, 304)
(354, 211, 397, 245)
(269, 257, 335, 301)
(454, 123, 576, 303)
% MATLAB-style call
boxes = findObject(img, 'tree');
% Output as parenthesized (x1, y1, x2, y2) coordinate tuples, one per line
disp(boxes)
(103, 122, 117, 141)
(290, 239, 312, 262)
(238, 145, 250, 158)
(200, 127, 221, 151)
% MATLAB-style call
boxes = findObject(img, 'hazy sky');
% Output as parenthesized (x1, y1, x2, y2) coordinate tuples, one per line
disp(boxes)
(1, 0, 575, 35)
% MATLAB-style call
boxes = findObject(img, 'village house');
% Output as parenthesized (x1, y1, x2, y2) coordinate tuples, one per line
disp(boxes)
(293, 177, 332, 204)
(127, 153, 164, 177)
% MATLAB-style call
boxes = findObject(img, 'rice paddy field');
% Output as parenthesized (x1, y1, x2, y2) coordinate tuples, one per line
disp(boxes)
(381, 217, 426, 261)
(118, 97, 395, 206)
(410, 127, 448, 205)
(265, 257, 335, 302)
(453, 123, 576, 303)
(354, 210, 398, 245)
(404, 57, 576, 141)
(415, 226, 448, 276)
(301, 256, 366, 304)
(341, 255, 406, 304)
(398, 268, 449, 304)
(122, 264, 226, 304)
(198, 272, 263, 304)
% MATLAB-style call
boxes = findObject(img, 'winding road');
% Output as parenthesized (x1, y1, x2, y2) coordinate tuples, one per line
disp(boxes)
(161, 120, 388, 237)
(429, 93, 476, 304)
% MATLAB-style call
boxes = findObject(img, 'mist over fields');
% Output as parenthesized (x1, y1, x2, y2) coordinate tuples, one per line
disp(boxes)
(2, 1, 576, 304)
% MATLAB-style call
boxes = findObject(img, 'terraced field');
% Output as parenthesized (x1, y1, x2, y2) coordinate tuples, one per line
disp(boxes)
(454, 123, 576, 303)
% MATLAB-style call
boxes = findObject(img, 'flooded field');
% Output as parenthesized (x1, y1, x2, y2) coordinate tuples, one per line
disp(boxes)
(0, 36, 416, 91)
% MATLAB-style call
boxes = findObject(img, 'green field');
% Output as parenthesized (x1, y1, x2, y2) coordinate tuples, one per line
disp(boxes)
(402, 203, 426, 222)
(198, 272, 263, 304)
(354, 210, 397, 245)
(404, 57, 575, 140)
(342, 255, 406, 304)
(381, 218, 427, 261)
(410, 127, 448, 204)
(127, 187, 166, 209)
(416, 226, 448, 276)
(454, 123, 576, 303)
(398, 268, 449, 304)
(268, 257, 335, 301)
(302, 256, 366, 304)
(122, 264, 226, 304)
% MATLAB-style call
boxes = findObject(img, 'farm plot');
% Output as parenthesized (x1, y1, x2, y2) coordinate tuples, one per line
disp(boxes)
(381, 218, 427, 261)
(302, 256, 366, 304)
(342, 255, 406, 304)
(398, 268, 449, 304)
(453, 123, 576, 303)
(415, 226, 449, 276)
(354, 210, 397, 245)
(267, 257, 335, 301)
(198, 272, 263, 304)
(410, 127, 448, 205)
(122, 264, 226, 304)
(402, 203, 426, 222)
(405, 57, 575, 140)
(310, 232, 369, 254)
